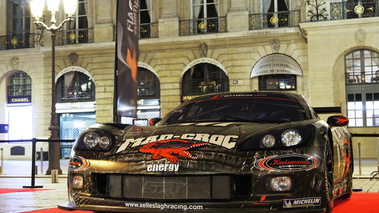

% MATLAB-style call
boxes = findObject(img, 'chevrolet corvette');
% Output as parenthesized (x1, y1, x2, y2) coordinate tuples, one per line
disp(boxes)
(59, 92, 353, 212)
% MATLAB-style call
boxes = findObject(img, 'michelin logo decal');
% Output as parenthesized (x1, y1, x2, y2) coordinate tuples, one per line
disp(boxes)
(283, 197, 321, 208)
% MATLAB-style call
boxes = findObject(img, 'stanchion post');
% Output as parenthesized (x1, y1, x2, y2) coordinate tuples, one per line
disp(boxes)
(23, 138, 43, 188)
(358, 142, 361, 176)
(40, 147, 43, 175)
(0, 147, 3, 175)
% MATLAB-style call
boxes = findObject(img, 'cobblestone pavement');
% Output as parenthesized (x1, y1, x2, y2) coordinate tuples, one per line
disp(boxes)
(0, 159, 378, 213)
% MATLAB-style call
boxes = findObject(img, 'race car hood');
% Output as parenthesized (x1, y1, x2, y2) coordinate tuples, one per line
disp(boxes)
(72, 119, 319, 174)
(115, 120, 316, 155)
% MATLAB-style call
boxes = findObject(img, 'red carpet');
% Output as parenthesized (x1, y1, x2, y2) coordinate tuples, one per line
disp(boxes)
(0, 188, 52, 194)
(18, 193, 379, 213)
(334, 193, 379, 212)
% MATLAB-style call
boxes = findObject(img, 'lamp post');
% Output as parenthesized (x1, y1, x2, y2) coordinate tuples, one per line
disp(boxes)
(31, 0, 77, 175)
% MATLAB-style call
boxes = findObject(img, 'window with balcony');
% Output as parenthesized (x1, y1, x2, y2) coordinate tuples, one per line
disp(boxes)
(140, 0, 158, 38)
(5, 0, 34, 49)
(346, 49, 379, 127)
(7, 71, 32, 104)
(250, 0, 299, 30)
(264, 0, 289, 28)
(180, 0, 226, 35)
(331, 0, 378, 20)
(60, 0, 91, 45)
(182, 63, 229, 102)
(56, 71, 95, 102)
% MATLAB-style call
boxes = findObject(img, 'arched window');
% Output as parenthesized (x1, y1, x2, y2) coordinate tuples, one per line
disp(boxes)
(122, 67, 161, 126)
(182, 63, 229, 101)
(259, 75, 296, 90)
(8, 71, 31, 104)
(252, 54, 301, 91)
(346, 49, 379, 127)
(138, 67, 160, 99)
(56, 71, 95, 102)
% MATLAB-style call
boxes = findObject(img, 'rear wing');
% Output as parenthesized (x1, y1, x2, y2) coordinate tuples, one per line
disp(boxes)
(313, 107, 341, 114)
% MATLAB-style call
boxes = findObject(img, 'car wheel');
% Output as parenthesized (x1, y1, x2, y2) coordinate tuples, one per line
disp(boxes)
(324, 142, 334, 213)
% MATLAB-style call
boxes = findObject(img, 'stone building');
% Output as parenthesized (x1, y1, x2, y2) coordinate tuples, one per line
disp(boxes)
(0, 0, 378, 160)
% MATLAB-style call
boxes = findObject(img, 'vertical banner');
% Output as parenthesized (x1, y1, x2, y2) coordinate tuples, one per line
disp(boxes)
(114, 0, 140, 118)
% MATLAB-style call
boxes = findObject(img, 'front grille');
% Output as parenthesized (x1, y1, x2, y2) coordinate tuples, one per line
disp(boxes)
(105, 174, 232, 201)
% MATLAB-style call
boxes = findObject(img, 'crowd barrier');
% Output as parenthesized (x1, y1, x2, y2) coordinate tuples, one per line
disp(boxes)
(0, 138, 75, 188)
(351, 133, 379, 179)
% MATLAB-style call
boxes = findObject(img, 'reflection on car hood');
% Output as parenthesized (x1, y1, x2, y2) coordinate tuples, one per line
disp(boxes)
(116, 121, 313, 153)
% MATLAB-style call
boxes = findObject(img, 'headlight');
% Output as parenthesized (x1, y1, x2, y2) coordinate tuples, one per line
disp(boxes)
(270, 176, 292, 191)
(281, 129, 302, 146)
(71, 175, 84, 189)
(99, 136, 111, 149)
(261, 134, 276, 148)
(83, 132, 100, 149)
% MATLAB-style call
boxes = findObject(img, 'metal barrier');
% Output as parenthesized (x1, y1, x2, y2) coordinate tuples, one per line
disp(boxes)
(351, 133, 379, 179)
(0, 138, 75, 188)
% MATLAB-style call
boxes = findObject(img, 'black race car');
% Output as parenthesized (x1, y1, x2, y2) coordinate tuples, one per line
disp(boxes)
(59, 92, 352, 212)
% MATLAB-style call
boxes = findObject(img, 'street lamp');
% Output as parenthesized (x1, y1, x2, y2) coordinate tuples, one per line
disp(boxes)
(31, 0, 77, 175)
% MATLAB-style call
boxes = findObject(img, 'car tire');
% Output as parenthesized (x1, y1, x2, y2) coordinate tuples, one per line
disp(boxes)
(324, 142, 334, 213)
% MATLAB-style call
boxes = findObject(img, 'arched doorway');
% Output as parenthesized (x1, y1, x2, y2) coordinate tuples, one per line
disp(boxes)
(7, 71, 32, 140)
(55, 68, 96, 158)
(121, 66, 161, 126)
(182, 59, 229, 101)
(251, 53, 302, 91)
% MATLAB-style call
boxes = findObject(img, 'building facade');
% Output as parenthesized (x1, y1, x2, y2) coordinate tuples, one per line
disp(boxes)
(0, 0, 378, 160)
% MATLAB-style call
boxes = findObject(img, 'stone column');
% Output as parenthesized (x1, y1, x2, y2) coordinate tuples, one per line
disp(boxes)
(94, 0, 114, 42)
(227, 0, 249, 32)
(0, 1, 6, 35)
(159, 0, 179, 37)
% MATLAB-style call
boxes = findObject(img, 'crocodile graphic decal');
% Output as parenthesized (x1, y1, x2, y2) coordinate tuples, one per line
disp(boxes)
(139, 139, 211, 163)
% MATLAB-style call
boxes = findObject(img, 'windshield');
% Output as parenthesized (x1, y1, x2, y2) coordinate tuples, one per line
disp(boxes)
(161, 96, 312, 125)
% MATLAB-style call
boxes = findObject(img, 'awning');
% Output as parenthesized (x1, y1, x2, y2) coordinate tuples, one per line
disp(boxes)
(251, 54, 302, 78)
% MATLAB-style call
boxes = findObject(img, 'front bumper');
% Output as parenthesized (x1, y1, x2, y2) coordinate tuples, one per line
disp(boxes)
(62, 167, 327, 212)
(59, 198, 326, 212)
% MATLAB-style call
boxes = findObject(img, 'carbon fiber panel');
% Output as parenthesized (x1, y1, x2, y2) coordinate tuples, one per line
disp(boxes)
(108, 175, 231, 200)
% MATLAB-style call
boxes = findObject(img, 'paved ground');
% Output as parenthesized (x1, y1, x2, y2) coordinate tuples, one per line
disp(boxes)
(0, 159, 378, 213)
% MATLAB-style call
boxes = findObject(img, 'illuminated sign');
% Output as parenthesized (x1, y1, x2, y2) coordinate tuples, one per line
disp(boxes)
(8, 96, 31, 104)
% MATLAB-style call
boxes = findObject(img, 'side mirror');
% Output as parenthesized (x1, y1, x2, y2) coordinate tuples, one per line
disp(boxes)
(148, 118, 162, 126)
(327, 116, 349, 127)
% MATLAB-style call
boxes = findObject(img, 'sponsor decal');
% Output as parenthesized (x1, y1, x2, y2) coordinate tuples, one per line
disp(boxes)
(283, 197, 321, 208)
(139, 139, 210, 163)
(256, 154, 319, 171)
(116, 133, 239, 153)
(147, 162, 179, 172)
(124, 202, 203, 211)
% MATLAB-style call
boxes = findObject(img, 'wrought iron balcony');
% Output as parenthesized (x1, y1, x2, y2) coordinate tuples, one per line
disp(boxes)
(140, 22, 159, 39)
(330, 1, 379, 20)
(249, 10, 300, 30)
(55, 28, 94, 46)
(179, 16, 227, 36)
(0, 33, 36, 50)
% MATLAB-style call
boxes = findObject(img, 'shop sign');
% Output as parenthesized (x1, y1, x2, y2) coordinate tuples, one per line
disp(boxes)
(8, 96, 31, 104)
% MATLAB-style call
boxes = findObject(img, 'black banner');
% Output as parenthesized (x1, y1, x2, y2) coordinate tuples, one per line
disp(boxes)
(114, 0, 140, 118)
